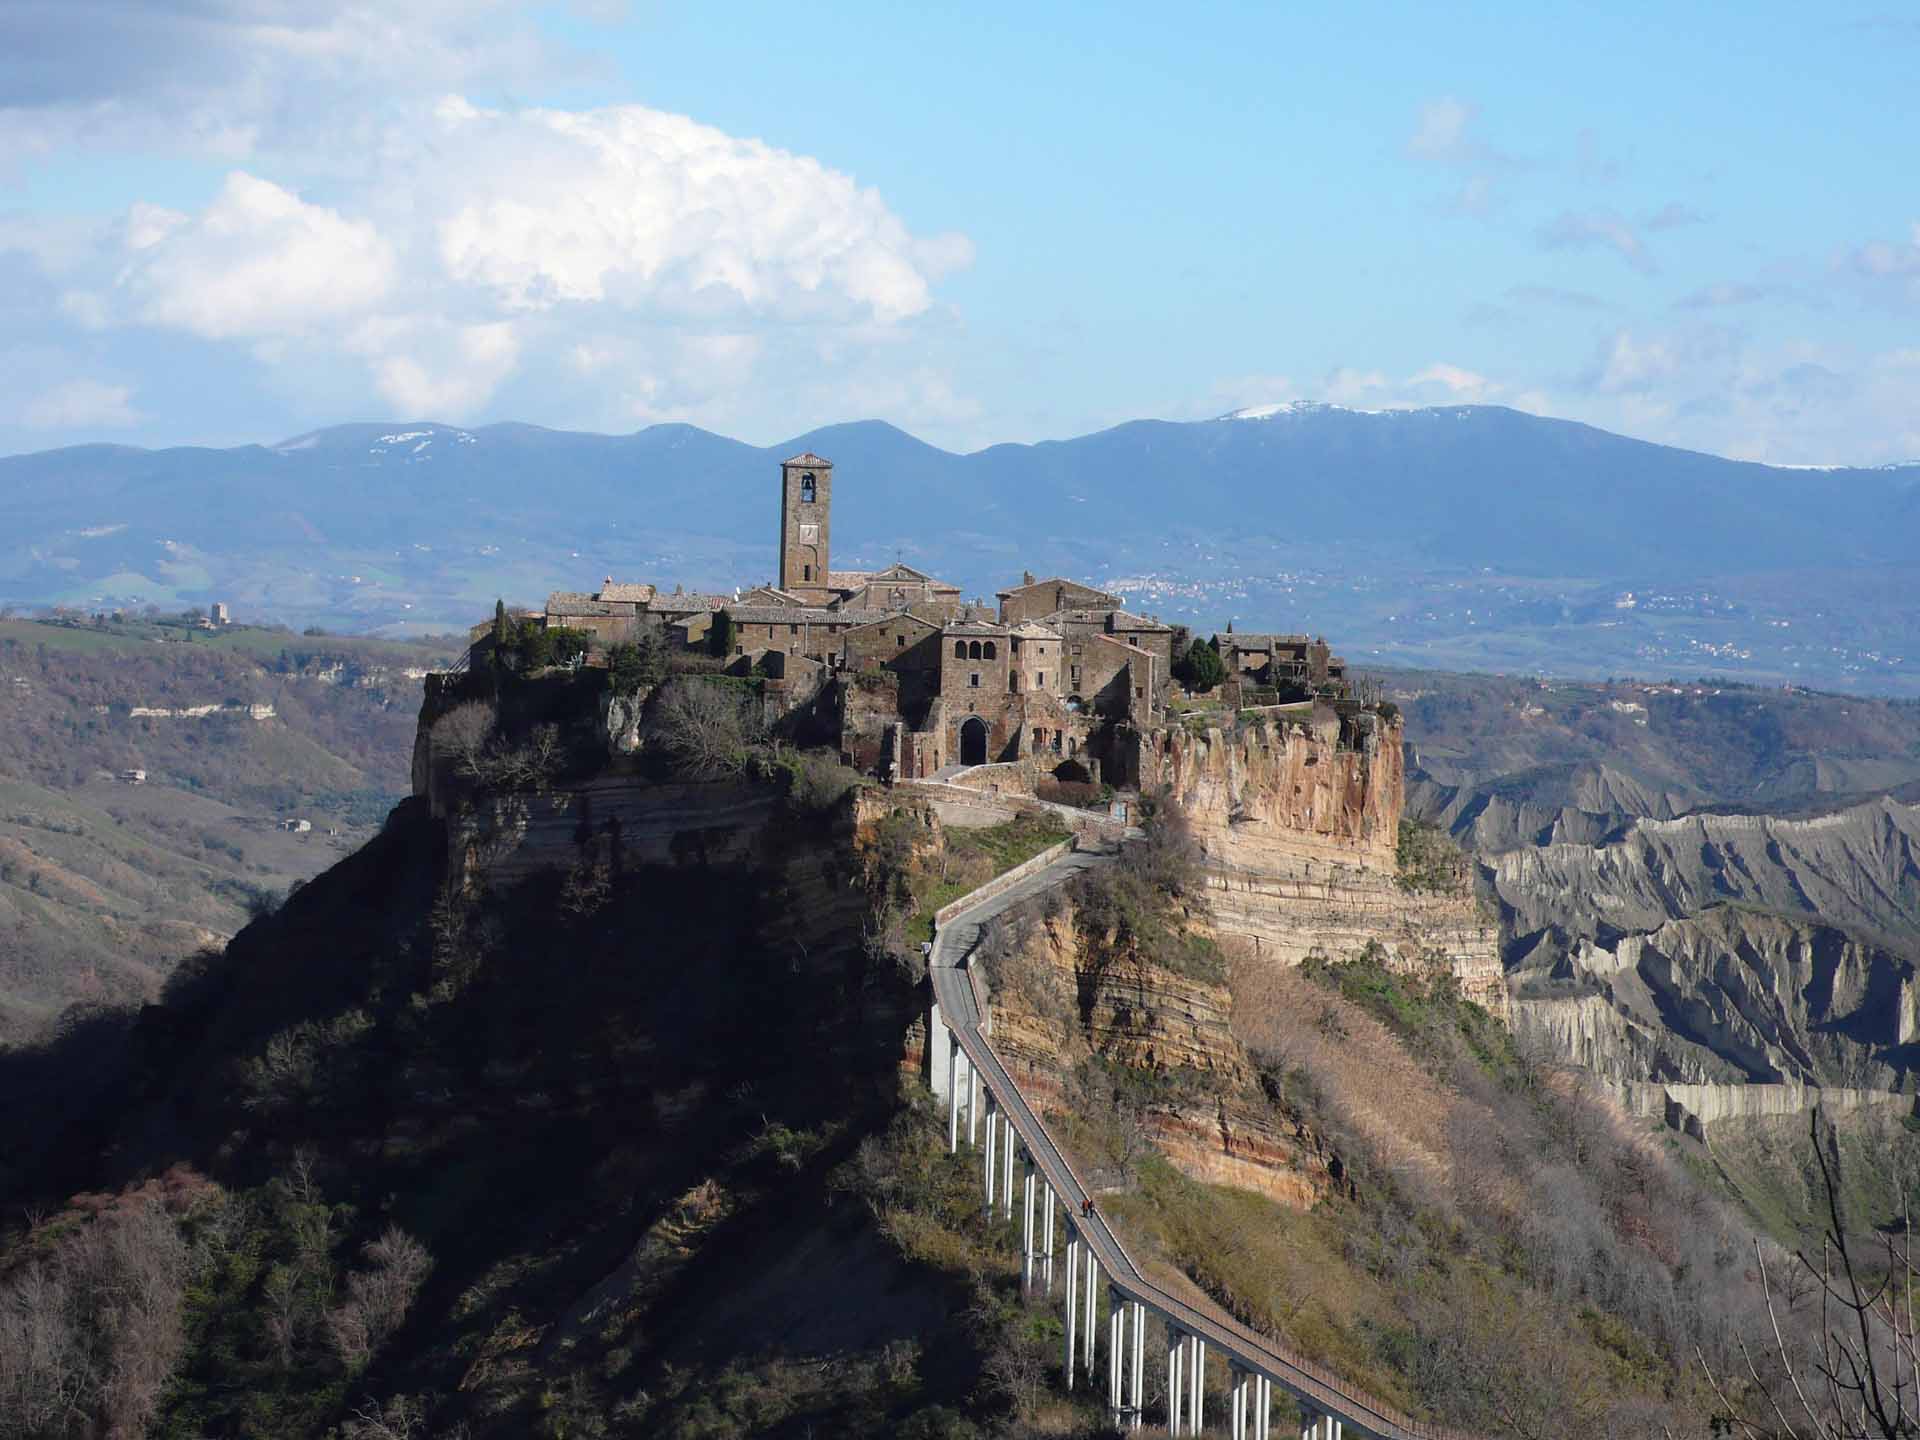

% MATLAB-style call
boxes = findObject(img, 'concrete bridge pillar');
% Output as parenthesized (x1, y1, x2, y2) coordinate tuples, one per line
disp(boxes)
(1254, 1375, 1271, 1439)
(1022, 1160, 1037, 1288)
(1108, 1286, 1125, 1413)
(946, 1032, 962, 1153)
(1166, 1328, 1185, 1436)
(1001, 1118, 1015, 1219)
(1082, 1243, 1099, 1371)
(1130, 1301, 1146, 1430)
(929, 1001, 949, 1097)
(967, 1061, 979, 1146)
(1064, 1228, 1081, 1388)
(982, 1094, 997, 1216)
(1188, 1335, 1206, 1432)
(1043, 1184, 1057, 1293)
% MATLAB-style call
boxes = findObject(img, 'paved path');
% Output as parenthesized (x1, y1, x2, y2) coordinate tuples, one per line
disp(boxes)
(929, 848, 1470, 1440)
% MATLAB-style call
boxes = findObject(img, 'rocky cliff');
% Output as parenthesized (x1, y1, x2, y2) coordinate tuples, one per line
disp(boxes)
(978, 894, 1350, 1210)
(1141, 709, 1505, 1017)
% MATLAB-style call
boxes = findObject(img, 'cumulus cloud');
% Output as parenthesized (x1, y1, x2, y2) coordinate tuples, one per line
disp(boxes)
(123, 172, 396, 339)
(21, 378, 143, 429)
(29, 94, 974, 424)
(427, 100, 965, 325)
(1538, 210, 1655, 273)
(0, 1, 572, 167)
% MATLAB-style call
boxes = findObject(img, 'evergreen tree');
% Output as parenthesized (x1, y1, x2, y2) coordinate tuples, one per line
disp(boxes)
(1174, 638, 1227, 693)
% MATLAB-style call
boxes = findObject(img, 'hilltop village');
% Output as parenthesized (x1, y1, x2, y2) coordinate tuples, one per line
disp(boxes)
(533, 452, 1357, 785)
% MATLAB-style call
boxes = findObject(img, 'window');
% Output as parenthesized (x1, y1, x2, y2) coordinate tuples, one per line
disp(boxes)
(954, 640, 966, 659)
(1010, 673, 1020, 691)
(789, 623, 799, 636)
(800, 472, 816, 503)
(1038, 672, 1046, 687)
(1071, 667, 1081, 685)
(983, 640, 996, 659)
(896, 634, 905, 646)
(968, 640, 982, 660)
(970, 672, 980, 688)
(803, 564, 812, 582)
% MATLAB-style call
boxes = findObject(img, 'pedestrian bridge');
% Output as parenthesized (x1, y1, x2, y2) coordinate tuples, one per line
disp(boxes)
(927, 838, 1474, 1439)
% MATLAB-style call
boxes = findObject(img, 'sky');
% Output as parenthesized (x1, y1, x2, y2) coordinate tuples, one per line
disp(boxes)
(1, 1, 1917, 464)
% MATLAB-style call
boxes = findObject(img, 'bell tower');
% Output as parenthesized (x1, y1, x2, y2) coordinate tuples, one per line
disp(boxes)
(778, 452, 832, 601)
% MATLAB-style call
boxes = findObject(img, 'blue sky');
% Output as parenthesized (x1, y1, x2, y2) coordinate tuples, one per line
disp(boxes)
(2, 1, 1916, 462)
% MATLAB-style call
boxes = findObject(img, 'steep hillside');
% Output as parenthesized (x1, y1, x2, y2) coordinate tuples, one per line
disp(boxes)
(0, 618, 455, 1040)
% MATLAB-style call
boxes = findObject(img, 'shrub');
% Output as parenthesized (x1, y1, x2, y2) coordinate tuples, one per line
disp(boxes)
(1173, 638, 1227, 693)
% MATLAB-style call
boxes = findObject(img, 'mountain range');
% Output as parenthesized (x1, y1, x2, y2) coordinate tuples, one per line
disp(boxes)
(5, 403, 1918, 692)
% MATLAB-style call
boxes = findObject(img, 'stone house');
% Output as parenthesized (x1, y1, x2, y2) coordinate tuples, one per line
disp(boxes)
(526, 448, 1355, 783)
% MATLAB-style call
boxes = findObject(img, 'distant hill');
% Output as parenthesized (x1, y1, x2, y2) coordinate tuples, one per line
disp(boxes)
(0, 618, 457, 1041)
(5, 405, 1919, 691)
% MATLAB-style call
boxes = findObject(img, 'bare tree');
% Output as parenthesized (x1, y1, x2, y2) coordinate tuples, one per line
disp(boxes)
(329, 1227, 432, 1372)
(649, 679, 759, 779)
(432, 701, 497, 780)
(0, 1201, 192, 1440)
(1697, 1108, 1920, 1439)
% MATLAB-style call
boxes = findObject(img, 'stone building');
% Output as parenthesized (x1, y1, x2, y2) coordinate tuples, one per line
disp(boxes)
(531, 448, 1348, 784)
(778, 452, 835, 603)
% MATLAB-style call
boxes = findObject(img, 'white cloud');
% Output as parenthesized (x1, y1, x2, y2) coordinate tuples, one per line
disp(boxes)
(1408, 97, 1477, 162)
(1538, 210, 1655, 273)
(125, 171, 396, 339)
(44, 97, 974, 425)
(21, 378, 142, 429)
(370, 322, 520, 417)
(1409, 363, 1496, 400)
(427, 101, 958, 325)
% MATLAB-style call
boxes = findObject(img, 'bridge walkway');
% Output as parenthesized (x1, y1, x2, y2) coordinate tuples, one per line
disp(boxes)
(928, 841, 1475, 1440)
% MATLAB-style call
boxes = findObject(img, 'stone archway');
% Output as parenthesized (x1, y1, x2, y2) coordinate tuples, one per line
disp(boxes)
(960, 715, 989, 766)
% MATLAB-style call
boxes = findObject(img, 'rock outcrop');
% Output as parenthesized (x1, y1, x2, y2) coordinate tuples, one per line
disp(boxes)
(1141, 709, 1505, 1018)
(980, 897, 1349, 1210)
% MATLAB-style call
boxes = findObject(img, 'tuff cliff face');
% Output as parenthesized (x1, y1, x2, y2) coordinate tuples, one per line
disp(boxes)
(979, 896, 1350, 1210)
(1140, 710, 1505, 1017)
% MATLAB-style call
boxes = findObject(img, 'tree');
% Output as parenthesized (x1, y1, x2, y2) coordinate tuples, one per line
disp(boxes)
(491, 598, 509, 647)
(1174, 638, 1226, 693)
(607, 629, 666, 693)
(432, 701, 497, 780)
(545, 627, 590, 671)
(1699, 1108, 1920, 1440)
(708, 608, 738, 659)
(650, 679, 758, 778)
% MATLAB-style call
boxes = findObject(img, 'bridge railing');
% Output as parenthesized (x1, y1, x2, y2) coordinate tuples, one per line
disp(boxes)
(933, 854, 1477, 1440)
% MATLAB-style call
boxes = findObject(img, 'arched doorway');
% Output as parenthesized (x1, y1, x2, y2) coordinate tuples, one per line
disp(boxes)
(960, 716, 989, 766)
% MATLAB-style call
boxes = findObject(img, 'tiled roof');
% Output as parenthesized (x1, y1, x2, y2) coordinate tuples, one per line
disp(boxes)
(650, 593, 732, 615)
(1009, 621, 1062, 639)
(598, 582, 655, 602)
(728, 605, 895, 624)
(1044, 607, 1171, 632)
(943, 620, 1010, 637)
(783, 452, 834, 467)
(996, 575, 1115, 599)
